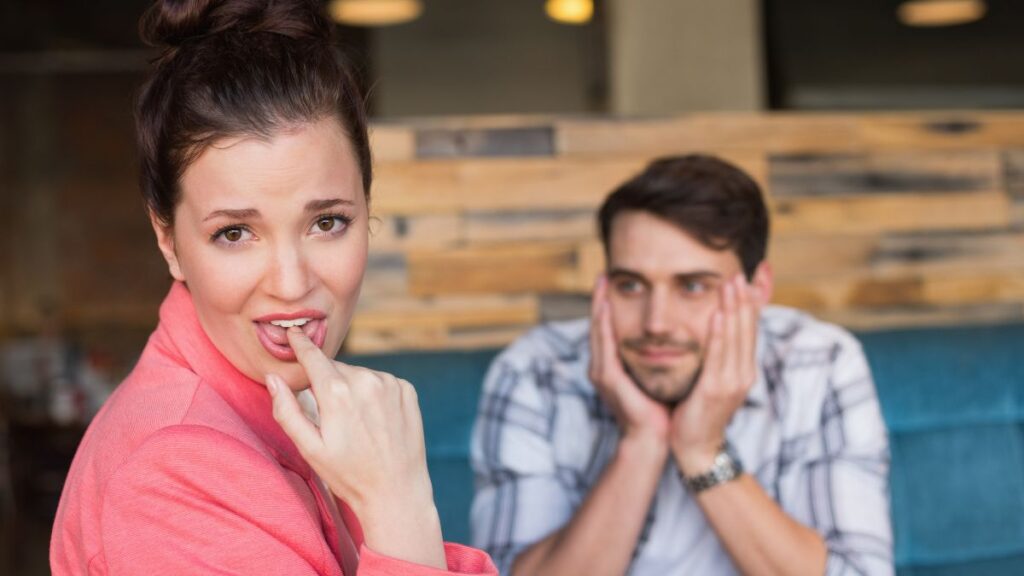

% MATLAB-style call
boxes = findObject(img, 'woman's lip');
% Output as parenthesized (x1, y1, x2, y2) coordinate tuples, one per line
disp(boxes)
(254, 309, 327, 322)
(254, 318, 327, 362)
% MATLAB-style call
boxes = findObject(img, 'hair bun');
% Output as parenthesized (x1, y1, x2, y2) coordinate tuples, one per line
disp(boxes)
(140, 0, 332, 50)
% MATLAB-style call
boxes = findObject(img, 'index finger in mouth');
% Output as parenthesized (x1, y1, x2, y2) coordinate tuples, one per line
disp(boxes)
(285, 327, 337, 384)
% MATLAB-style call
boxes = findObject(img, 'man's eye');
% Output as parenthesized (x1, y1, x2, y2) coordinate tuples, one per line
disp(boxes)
(616, 280, 644, 294)
(683, 281, 707, 294)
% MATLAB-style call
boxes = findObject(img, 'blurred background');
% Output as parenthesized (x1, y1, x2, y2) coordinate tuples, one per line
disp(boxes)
(2, 1, 1024, 574)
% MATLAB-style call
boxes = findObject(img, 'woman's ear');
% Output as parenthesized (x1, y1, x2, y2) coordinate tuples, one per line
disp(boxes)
(149, 211, 185, 282)
(752, 261, 774, 306)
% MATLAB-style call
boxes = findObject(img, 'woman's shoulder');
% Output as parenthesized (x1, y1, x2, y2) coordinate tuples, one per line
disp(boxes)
(72, 357, 277, 501)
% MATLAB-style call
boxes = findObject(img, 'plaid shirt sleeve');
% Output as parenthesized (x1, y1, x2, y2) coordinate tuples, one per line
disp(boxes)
(469, 356, 574, 575)
(783, 337, 894, 576)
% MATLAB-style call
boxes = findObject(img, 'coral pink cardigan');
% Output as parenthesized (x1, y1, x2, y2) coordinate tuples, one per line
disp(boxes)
(51, 282, 497, 575)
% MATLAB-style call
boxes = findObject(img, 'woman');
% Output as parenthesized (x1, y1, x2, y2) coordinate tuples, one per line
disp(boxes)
(50, 1, 497, 574)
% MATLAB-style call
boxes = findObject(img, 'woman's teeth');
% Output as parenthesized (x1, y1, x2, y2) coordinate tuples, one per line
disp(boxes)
(269, 318, 311, 328)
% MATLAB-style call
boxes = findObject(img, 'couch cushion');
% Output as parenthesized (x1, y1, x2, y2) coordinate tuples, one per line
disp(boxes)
(860, 323, 1024, 573)
(343, 322, 1024, 573)
(344, 349, 498, 544)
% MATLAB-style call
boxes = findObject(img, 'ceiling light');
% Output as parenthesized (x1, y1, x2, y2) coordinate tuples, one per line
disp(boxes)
(545, 0, 593, 25)
(328, 0, 423, 27)
(897, 0, 987, 27)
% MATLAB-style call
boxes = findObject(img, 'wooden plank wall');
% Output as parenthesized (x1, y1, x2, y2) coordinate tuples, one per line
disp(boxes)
(350, 112, 1024, 353)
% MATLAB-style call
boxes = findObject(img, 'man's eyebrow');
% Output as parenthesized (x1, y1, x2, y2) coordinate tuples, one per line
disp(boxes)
(305, 198, 354, 212)
(673, 271, 722, 282)
(607, 267, 645, 279)
(203, 208, 259, 222)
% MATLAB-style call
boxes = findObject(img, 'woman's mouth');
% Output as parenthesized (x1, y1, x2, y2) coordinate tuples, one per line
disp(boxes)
(253, 313, 327, 361)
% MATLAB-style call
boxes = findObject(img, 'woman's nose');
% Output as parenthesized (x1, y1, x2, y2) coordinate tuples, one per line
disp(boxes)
(266, 243, 314, 302)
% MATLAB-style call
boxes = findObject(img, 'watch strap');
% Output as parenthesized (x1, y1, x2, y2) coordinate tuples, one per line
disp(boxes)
(683, 442, 743, 493)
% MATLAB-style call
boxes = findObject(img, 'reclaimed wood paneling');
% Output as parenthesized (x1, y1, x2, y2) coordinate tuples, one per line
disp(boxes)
(354, 112, 1024, 352)
(771, 191, 1012, 235)
(8, 111, 1024, 354)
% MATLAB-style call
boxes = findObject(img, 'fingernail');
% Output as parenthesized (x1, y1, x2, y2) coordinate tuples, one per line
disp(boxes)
(266, 375, 279, 396)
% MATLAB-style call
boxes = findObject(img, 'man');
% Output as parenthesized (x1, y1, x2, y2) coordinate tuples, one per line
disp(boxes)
(470, 155, 892, 575)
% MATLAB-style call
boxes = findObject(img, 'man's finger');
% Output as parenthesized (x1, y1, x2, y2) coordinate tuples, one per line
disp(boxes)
(589, 275, 608, 380)
(722, 279, 741, 387)
(600, 300, 620, 369)
(286, 327, 338, 389)
(590, 274, 607, 319)
(267, 373, 323, 458)
(701, 311, 725, 392)
(737, 277, 756, 383)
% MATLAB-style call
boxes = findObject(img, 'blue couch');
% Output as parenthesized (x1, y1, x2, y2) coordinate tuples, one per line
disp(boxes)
(346, 322, 1024, 575)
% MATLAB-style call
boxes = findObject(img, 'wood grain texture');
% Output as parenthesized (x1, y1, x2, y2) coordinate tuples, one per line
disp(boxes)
(771, 191, 1011, 235)
(9, 111, 1024, 354)
(769, 150, 1001, 197)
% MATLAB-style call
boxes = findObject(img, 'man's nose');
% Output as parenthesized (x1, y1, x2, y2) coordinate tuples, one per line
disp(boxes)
(643, 288, 671, 336)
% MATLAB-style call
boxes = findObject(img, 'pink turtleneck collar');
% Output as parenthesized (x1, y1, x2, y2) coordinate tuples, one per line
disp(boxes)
(149, 281, 313, 479)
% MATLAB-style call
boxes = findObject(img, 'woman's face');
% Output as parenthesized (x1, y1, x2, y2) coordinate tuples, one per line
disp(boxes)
(152, 117, 368, 391)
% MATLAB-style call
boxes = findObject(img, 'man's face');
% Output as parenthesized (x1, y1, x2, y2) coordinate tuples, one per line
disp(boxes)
(606, 210, 760, 405)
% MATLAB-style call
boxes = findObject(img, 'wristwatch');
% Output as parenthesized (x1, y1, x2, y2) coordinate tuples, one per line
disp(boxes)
(683, 442, 743, 494)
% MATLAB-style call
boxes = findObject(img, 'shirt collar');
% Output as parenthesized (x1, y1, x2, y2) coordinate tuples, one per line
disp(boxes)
(150, 281, 312, 478)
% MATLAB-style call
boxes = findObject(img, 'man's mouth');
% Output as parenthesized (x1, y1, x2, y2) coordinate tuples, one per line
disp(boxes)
(253, 311, 328, 361)
(625, 340, 699, 364)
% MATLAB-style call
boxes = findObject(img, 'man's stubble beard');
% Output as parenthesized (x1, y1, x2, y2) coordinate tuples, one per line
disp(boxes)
(620, 338, 704, 407)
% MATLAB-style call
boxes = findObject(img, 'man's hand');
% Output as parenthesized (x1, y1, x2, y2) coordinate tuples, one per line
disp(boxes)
(670, 273, 762, 476)
(589, 275, 671, 444)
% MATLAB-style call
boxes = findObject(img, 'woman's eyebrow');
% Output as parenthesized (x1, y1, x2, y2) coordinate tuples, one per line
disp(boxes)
(203, 208, 259, 222)
(305, 198, 354, 212)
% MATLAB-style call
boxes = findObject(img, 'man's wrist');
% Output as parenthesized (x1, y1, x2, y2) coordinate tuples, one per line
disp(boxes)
(674, 441, 723, 477)
(619, 429, 671, 464)
(679, 442, 744, 494)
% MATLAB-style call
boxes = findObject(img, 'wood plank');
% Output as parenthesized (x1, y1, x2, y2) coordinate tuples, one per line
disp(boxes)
(769, 150, 1002, 197)
(353, 294, 538, 330)
(368, 214, 462, 253)
(870, 230, 1024, 274)
(817, 303, 1024, 332)
(1004, 149, 1024, 201)
(462, 209, 595, 244)
(373, 153, 767, 216)
(857, 113, 1024, 151)
(407, 242, 582, 295)
(557, 114, 865, 155)
(416, 126, 555, 158)
(347, 294, 538, 353)
(345, 325, 531, 354)
(771, 190, 1012, 235)
(373, 157, 648, 215)
(774, 269, 1024, 311)
(769, 234, 879, 278)
(369, 125, 415, 162)
(558, 113, 1024, 157)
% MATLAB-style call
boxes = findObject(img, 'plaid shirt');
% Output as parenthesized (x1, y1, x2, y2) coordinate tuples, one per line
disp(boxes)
(470, 306, 892, 575)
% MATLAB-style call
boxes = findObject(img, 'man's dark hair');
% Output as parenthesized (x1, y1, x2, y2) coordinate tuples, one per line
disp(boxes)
(597, 154, 770, 278)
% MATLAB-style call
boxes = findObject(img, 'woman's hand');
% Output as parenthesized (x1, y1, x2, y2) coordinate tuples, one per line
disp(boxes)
(267, 327, 446, 569)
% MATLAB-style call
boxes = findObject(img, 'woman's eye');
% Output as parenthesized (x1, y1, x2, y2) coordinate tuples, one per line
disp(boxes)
(312, 216, 348, 235)
(214, 226, 253, 245)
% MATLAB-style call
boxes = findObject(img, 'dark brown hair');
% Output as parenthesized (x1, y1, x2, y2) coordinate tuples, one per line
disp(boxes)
(597, 154, 770, 278)
(136, 0, 371, 227)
